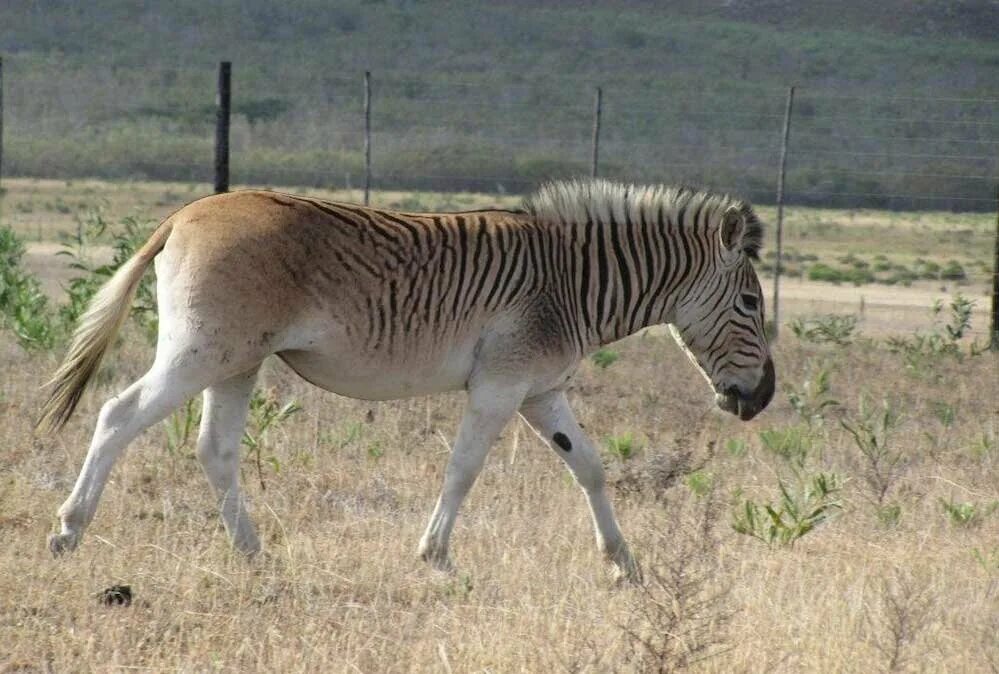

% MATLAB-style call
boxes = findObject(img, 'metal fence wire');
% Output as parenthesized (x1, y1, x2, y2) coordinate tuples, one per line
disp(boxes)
(1, 60, 996, 212)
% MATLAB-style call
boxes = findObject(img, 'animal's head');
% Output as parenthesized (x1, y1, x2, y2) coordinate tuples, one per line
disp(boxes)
(669, 202, 774, 421)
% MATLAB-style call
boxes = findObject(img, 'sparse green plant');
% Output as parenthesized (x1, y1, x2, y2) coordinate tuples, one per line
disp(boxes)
(877, 503, 903, 528)
(367, 441, 385, 460)
(939, 498, 996, 527)
(440, 572, 474, 599)
(591, 347, 620, 369)
(731, 472, 843, 547)
(932, 401, 955, 428)
(684, 470, 713, 497)
(605, 432, 640, 461)
(724, 437, 747, 458)
(58, 210, 158, 342)
(164, 398, 202, 456)
(758, 425, 813, 470)
(334, 421, 364, 449)
(242, 390, 302, 490)
(786, 365, 839, 428)
(972, 547, 999, 573)
(841, 396, 904, 507)
(788, 314, 858, 346)
(887, 294, 982, 374)
(969, 428, 996, 461)
(942, 293, 973, 341)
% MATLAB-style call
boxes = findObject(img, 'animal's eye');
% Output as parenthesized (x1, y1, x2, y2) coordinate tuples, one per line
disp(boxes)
(741, 293, 759, 310)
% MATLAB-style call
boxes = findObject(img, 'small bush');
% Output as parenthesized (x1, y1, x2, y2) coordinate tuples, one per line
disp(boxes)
(758, 425, 813, 469)
(605, 432, 640, 462)
(789, 314, 858, 346)
(0, 227, 57, 350)
(939, 260, 966, 281)
(807, 263, 844, 283)
(591, 348, 620, 369)
(845, 267, 875, 285)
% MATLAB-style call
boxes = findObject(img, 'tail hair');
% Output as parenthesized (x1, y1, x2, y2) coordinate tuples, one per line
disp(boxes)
(35, 221, 172, 434)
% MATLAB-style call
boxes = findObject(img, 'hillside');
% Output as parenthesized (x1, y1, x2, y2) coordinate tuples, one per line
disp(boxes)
(1, 1, 997, 208)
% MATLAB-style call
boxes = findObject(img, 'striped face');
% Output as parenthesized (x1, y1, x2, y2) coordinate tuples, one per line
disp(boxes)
(669, 208, 775, 421)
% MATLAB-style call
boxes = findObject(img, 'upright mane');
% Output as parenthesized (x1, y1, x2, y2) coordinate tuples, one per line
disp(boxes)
(522, 179, 764, 259)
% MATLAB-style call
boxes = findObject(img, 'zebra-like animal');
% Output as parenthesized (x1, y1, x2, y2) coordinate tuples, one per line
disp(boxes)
(39, 179, 774, 582)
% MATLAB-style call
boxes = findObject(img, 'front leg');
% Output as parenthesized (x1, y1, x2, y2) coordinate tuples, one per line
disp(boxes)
(418, 379, 530, 571)
(520, 389, 641, 583)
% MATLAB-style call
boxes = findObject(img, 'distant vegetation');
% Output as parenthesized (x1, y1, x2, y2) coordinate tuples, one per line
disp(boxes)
(1, 1, 997, 209)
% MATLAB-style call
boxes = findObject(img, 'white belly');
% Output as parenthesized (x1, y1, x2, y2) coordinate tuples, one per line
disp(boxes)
(277, 339, 480, 400)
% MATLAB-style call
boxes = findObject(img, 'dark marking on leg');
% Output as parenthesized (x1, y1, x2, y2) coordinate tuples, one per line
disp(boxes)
(552, 432, 572, 452)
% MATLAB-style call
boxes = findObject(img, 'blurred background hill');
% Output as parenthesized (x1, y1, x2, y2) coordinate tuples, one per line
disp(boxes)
(1, 0, 997, 208)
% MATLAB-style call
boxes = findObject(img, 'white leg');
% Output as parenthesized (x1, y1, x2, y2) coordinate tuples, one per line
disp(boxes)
(49, 365, 207, 556)
(520, 390, 640, 583)
(418, 380, 530, 571)
(196, 368, 260, 555)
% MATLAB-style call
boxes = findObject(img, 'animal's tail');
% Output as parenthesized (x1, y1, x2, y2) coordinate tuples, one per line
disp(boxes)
(36, 220, 174, 434)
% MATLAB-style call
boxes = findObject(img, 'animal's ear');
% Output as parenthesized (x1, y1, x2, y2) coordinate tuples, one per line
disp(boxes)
(719, 206, 745, 252)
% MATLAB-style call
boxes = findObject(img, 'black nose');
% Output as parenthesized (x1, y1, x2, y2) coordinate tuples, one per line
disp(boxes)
(720, 357, 775, 421)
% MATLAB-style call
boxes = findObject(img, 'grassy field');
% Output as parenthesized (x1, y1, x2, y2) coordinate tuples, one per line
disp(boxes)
(0, 179, 997, 671)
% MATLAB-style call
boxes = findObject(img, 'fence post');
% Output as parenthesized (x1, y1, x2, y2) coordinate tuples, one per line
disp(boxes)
(363, 70, 372, 206)
(214, 61, 231, 194)
(771, 85, 795, 341)
(591, 86, 602, 179)
(0, 56, 5, 195)
(991, 184, 999, 351)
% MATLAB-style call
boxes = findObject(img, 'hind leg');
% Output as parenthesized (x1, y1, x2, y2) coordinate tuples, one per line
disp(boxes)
(196, 368, 260, 555)
(49, 363, 213, 556)
(520, 389, 640, 583)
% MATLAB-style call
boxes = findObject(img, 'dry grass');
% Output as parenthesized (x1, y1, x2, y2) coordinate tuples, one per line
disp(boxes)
(1, 316, 997, 671)
(1, 179, 997, 670)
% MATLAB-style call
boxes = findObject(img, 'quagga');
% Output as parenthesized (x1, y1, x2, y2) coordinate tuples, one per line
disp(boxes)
(39, 179, 774, 582)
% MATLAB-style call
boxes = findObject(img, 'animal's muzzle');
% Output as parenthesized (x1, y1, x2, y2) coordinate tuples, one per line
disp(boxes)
(716, 357, 775, 421)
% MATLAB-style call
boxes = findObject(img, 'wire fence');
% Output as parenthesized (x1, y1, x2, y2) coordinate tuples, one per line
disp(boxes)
(1, 59, 997, 212)
(0, 58, 996, 342)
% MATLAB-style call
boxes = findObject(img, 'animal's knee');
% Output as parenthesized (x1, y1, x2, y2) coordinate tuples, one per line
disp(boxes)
(96, 392, 135, 431)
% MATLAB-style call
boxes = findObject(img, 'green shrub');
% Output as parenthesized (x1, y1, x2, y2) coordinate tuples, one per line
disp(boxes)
(0, 227, 57, 350)
(844, 267, 875, 285)
(58, 212, 158, 342)
(591, 347, 620, 369)
(940, 260, 966, 281)
(758, 425, 813, 469)
(605, 432, 640, 461)
(807, 263, 844, 283)
(788, 314, 858, 345)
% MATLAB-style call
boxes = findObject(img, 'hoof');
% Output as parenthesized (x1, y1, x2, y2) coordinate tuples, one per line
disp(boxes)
(232, 536, 262, 558)
(418, 546, 455, 573)
(48, 531, 80, 557)
(609, 546, 643, 586)
(612, 560, 643, 586)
